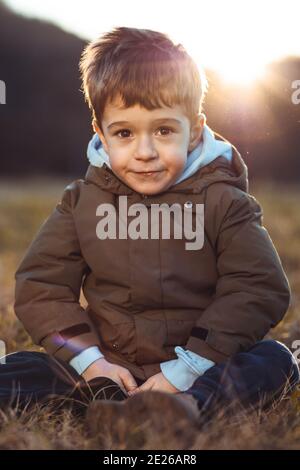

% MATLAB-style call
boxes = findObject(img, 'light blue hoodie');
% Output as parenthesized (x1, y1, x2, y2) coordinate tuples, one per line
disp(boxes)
(69, 124, 233, 393)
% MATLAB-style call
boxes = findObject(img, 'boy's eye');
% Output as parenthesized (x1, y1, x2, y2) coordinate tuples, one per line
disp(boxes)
(114, 129, 131, 139)
(158, 127, 173, 136)
(113, 127, 174, 139)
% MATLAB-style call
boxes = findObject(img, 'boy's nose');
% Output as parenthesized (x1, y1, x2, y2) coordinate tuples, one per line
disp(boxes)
(134, 136, 158, 161)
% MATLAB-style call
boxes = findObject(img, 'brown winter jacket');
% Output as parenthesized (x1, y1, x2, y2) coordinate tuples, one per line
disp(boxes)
(14, 131, 291, 381)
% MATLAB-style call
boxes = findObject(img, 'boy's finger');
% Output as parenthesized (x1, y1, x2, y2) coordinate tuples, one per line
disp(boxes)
(120, 374, 138, 394)
(133, 380, 151, 393)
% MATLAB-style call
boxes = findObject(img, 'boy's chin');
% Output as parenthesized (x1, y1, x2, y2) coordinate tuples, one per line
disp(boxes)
(131, 182, 172, 196)
(124, 175, 176, 196)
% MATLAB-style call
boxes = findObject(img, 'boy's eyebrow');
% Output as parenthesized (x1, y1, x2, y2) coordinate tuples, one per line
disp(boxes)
(107, 118, 182, 130)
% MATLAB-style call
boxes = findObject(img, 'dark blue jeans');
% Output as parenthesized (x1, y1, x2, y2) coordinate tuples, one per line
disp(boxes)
(0, 339, 298, 419)
(185, 339, 300, 419)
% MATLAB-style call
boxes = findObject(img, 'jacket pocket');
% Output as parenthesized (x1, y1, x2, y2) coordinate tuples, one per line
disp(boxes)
(95, 318, 137, 360)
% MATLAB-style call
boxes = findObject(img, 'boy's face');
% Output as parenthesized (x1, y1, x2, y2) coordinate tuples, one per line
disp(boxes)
(93, 95, 204, 195)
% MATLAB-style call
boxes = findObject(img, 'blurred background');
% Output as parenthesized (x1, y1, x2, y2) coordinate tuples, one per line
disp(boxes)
(0, 0, 299, 355)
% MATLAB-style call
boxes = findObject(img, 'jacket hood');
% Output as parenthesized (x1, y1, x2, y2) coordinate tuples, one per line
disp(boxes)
(85, 124, 249, 196)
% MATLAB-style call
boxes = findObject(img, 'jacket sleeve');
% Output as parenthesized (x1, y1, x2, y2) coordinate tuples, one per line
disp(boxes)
(14, 181, 102, 363)
(185, 188, 291, 364)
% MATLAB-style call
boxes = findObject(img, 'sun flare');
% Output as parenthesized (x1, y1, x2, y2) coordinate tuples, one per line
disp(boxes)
(209, 58, 267, 86)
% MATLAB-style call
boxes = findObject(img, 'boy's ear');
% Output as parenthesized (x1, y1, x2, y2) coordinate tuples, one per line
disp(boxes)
(92, 119, 109, 153)
(92, 119, 98, 134)
(92, 119, 103, 137)
(188, 113, 205, 152)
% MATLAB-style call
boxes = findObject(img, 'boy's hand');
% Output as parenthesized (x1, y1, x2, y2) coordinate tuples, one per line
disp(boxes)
(81, 357, 138, 396)
(128, 372, 180, 396)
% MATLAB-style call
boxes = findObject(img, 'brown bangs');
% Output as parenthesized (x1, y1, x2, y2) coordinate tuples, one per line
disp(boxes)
(79, 27, 208, 129)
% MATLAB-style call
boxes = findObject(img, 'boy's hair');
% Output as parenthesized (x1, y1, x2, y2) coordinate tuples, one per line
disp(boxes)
(79, 27, 208, 132)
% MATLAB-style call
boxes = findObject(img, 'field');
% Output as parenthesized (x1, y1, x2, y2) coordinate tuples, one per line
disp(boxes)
(0, 178, 299, 450)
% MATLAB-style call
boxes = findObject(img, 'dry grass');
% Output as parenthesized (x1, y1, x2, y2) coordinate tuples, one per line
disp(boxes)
(0, 178, 299, 450)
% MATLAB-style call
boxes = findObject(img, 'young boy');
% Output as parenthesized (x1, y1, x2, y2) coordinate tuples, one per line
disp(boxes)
(5, 27, 299, 422)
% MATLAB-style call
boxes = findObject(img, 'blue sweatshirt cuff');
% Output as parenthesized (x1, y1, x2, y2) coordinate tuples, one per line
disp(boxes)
(69, 346, 104, 375)
(160, 346, 215, 392)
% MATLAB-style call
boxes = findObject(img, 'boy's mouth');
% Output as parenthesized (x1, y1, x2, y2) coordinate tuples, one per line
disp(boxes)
(133, 170, 164, 177)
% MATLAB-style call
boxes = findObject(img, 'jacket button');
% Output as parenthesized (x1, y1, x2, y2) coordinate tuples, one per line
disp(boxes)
(184, 201, 193, 209)
(112, 342, 119, 349)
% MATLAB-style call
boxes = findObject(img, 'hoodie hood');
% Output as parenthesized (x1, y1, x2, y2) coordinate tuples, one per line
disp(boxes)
(85, 124, 249, 196)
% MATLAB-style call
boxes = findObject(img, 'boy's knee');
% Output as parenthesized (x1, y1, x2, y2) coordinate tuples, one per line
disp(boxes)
(253, 339, 300, 387)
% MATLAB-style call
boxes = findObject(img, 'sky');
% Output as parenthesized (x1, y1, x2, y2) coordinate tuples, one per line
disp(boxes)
(4, 0, 300, 85)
